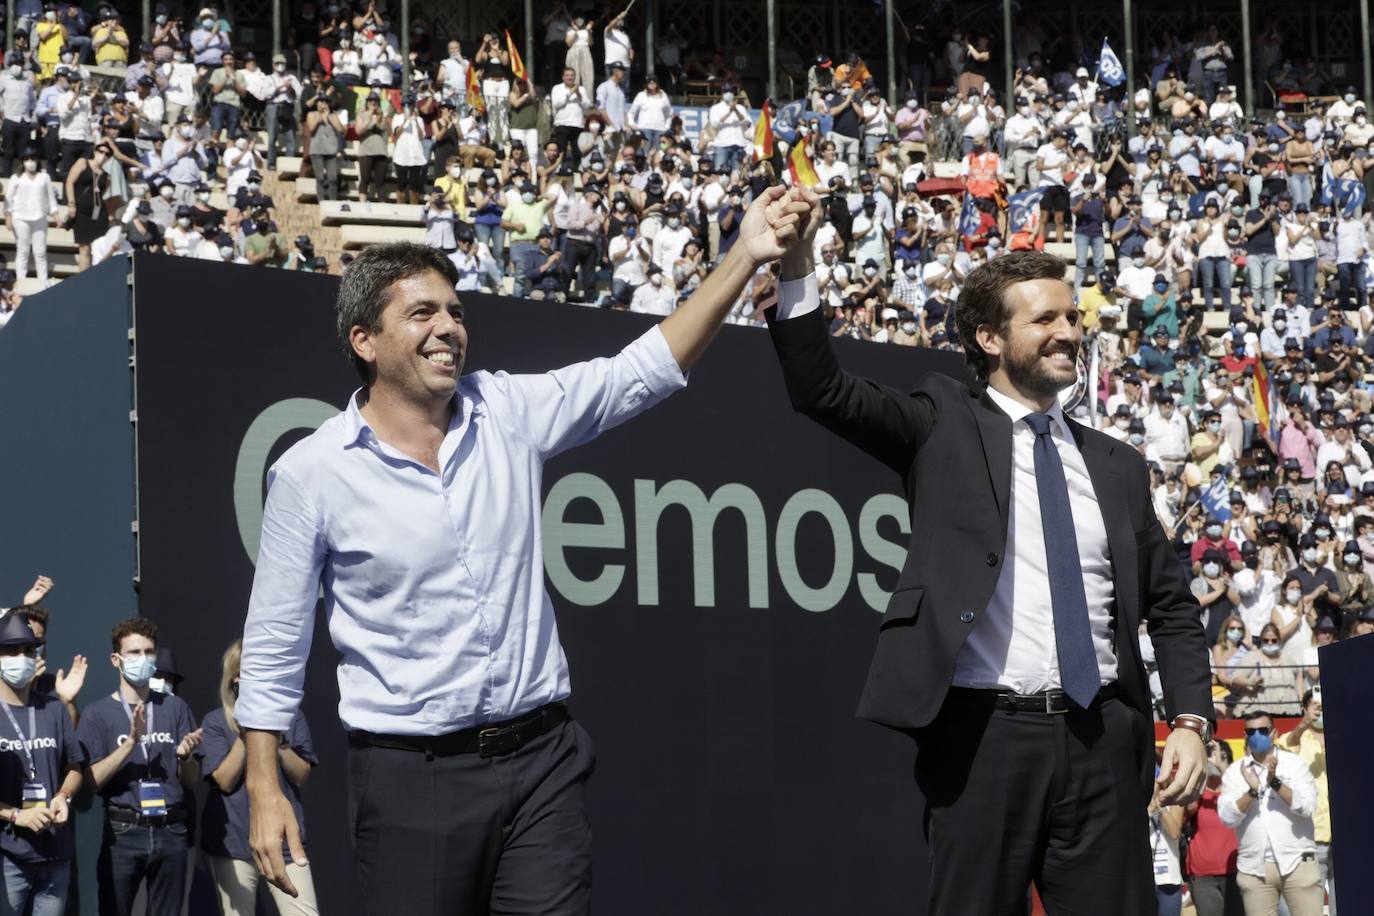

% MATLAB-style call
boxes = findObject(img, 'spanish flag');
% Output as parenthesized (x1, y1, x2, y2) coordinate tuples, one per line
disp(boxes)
(786, 139, 820, 187)
(752, 101, 773, 163)
(504, 29, 526, 83)
(466, 63, 485, 114)
(1252, 356, 1283, 441)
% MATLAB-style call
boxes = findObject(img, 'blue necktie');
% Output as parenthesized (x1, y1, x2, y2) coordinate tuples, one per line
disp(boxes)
(1022, 412, 1100, 708)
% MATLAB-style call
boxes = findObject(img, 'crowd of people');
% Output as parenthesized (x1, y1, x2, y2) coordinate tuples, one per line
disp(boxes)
(0, 575, 316, 916)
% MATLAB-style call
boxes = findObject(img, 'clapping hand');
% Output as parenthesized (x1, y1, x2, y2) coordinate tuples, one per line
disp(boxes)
(54, 656, 86, 704)
(177, 727, 204, 759)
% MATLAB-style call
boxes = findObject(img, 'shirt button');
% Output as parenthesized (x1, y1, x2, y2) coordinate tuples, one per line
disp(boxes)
(986, 552, 999, 566)
(960, 610, 975, 624)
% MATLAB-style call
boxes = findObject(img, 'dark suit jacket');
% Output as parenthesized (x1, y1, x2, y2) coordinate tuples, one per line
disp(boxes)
(766, 307, 1213, 733)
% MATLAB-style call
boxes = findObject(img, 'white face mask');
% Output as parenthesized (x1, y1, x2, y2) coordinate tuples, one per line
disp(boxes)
(1129, 433, 1145, 445)
(174, 53, 186, 62)
(649, 274, 662, 286)
(907, 100, 919, 110)
(235, 138, 248, 150)
(1226, 627, 1244, 643)
(864, 267, 877, 278)
(219, 245, 233, 258)
(1114, 418, 1130, 430)
(721, 92, 735, 104)
(8, 66, 20, 78)
(668, 217, 682, 229)
(1203, 562, 1221, 577)
(522, 192, 535, 204)
(160, 186, 175, 198)
(180, 125, 194, 139)
(1261, 643, 1283, 657)
(1345, 552, 1360, 565)
(275, 62, 287, 72)
(901, 321, 917, 333)
(936, 253, 951, 266)
(177, 217, 190, 227)
(22, 159, 36, 172)
(1288, 587, 1305, 605)
(196, 191, 210, 201)
(904, 267, 918, 278)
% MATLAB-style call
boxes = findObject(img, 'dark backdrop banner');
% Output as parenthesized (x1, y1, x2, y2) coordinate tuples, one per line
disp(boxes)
(131, 253, 971, 915)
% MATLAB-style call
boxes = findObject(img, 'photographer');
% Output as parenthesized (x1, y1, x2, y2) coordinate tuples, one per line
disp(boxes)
(1071, 178, 1108, 292)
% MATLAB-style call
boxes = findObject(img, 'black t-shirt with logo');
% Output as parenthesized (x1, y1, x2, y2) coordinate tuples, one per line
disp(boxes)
(0, 694, 85, 863)
(77, 692, 197, 814)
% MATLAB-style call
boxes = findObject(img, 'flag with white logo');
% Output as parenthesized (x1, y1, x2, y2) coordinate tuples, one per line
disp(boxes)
(1008, 188, 1046, 234)
(1097, 38, 1126, 88)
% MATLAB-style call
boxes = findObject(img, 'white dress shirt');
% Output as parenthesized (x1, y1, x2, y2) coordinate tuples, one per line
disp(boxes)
(953, 388, 1119, 692)
(775, 275, 1119, 694)
(1218, 749, 1318, 878)
(236, 327, 688, 734)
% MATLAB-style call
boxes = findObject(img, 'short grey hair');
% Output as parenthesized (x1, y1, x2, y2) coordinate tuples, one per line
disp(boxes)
(335, 243, 461, 384)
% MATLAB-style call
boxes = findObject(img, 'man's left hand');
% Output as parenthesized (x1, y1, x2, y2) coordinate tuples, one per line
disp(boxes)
(177, 727, 205, 759)
(1157, 726, 1207, 806)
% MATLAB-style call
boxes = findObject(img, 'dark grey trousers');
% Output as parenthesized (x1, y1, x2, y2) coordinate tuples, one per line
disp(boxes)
(347, 719, 595, 916)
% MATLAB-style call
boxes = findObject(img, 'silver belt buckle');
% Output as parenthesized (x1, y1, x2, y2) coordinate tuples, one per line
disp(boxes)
(1045, 691, 1068, 715)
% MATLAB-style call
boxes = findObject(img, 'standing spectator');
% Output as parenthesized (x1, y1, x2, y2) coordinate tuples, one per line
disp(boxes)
(1244, 195, 1281, 309)
(35, 7, 67, 82)
(631, 262, 675, 314)
(820, 81, 860, 168)
(63, 143, 110, 270)
(561, 185, 603, 302)
(54, 69, 91, 179)
(159, 44, 198, 126)
(1196, 25, 1235, 104)
(1195, 198, 1234, 311)
(627, 73, 672, 150)
(1185, 740, 1244, 916)
(91, 9, 128, 64)
(329, 36, 362, 86)
(200, 639, 318, 916)
(524, 226, 568, 301)
(507, 78, 540, 155)
(603, 7, 633, 77)
(209, 50, 246, 142)
(0, 53, 35, 178)
(596, 63, 627, 142)
(0, 610, 84, 916)
(503, 181, 549, 298)
(1285, 204, 1320, 310)
(150, 8, 181, 61)
(1334, 208, 1368, 310)
(190, 7, 229, 67)
(6, 147, 57, 287)
(423, 186, 457, 251)
(263, 53, 300, 171)
(436, 39, 466, 105)
(541, 0, 572, 86)
(1276, 689, 1333, 911)
(707, 86, 751, 175)
(474, 32, 511, 147)
(354, 93, 388, 202)
(390, 95, 427, 205)
(77, 617, 203, 916)
(550, 68, 590, 167)
(564, 15, 595, 94)
(1072, 182, 1107, 291)
(305, 95, 342, 202)
(1219, 710, 1322, 916)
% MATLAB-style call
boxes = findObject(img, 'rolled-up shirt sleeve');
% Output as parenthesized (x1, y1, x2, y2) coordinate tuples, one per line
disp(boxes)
(488, 324, 688, 459)
(237, 465, 326, 733)
(1217, 766, 1248, 827)
(775, 272, 820, 321)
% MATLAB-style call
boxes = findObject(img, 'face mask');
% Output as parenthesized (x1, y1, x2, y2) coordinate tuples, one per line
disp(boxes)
(1236, 321, 1249, 334)
(1274, 319, 1287, 331)
(121, 654, 156, 687)
(201, 18, 214, 28)
(45, 11, 55, 21)
(0, 655, 35, 689)
(148, 676, 173, 695)
(235, 137, 248, 151)
(721, 92, 735, 103)
(1312, 714, 1324, 730)
(901, 321, 917, 334)
(668, 217, 682, 229)
(1346, 94, 1357, 104)
(649, 274, 662, 286)
(196, 191, 210, 202)
(904, 266, 918, 279)
(522, 192, 535, 204)
(1129, 433, 1145, 446)
(177, 217, 190, 228)
(1203, 562, 1221, 577)
(1248, 730, 1275, 752)
(160, 186, 175, 198)
(1227, 627, 1244, 643)
(681, 178, 693, 189)
(623, 226, 636, 239)
(22, 159, 35, 173)
(180, 126, 194, 139)
(936, 253, 951, 266)
(1114, 418, 1130, 430)
(156, 14, 167, 24)
(219, 245, 233, 258)
(1207, 422, 1221, 434)
(864, 267, 877, 278)
(174, 53, 186, 62)
(1316, 528, 1332, 540)
(1206, 524, 1223, 538)
(1345, 552, 1360, 565)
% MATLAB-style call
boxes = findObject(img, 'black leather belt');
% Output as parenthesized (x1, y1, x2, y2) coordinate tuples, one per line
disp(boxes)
(348, 702, 569, 758)
(106, 805, 187, 827)
(949, 683, 1118, 715)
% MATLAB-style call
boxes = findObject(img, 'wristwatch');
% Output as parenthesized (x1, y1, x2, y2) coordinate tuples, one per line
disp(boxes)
(1171, 713, 1213, 743)
(1268, 775, 1284, 791)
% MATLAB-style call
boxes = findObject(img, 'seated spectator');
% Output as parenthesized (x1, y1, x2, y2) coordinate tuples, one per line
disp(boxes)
(242, 207, 290, 267)
(523, 227, 567, 301)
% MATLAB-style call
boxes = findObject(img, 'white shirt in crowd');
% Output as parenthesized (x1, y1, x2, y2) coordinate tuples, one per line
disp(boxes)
(630, 278, 676, 315)
(627, 89, 672, 132)
(603, 25, 632, 70)
(608, 233, 649, 286)
(159, 59, 199, 111)
(551, 83, 591, 129)
(5, 170, 58, 221)
(707, 99, 751, 149)
(1335, 216, 1368, 263)
(1218, 749, 1318, 879)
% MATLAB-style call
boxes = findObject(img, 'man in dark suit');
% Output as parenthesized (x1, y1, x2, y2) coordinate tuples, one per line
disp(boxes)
(764, 186, 1213, 915)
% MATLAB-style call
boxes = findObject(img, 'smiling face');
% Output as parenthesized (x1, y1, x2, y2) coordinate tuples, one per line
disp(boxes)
(978, 278, 1082, 401)
(350, 270, 467, 405)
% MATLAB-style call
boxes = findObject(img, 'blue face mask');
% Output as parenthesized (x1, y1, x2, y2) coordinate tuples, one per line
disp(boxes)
(0, 655, 36, 689)
(1247, 731, 1274, 755)
(121, 654, 157, 687)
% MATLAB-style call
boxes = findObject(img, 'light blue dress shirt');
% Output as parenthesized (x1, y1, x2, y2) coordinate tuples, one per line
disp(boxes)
(236, 325, 687, 735)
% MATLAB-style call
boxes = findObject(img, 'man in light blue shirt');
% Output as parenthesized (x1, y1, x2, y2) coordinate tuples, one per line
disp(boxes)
(237, 187, 810, 915)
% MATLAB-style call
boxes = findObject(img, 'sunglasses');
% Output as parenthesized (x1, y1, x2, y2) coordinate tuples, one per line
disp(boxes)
(1244, 726, 1273, 736)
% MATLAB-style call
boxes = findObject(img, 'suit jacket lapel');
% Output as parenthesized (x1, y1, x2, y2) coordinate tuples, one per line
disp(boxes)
(968, 383, 1013, 538)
